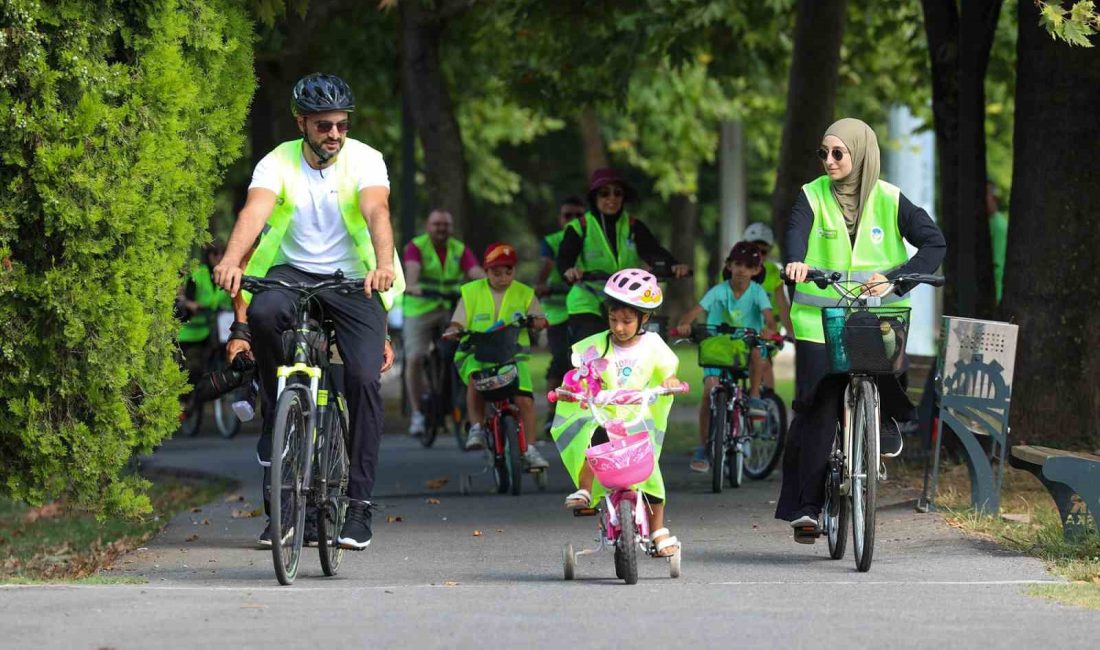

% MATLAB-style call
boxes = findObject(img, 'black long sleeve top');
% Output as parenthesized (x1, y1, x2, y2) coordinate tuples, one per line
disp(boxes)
(783, 189, 946, 293)
(555, 212, 679, 276)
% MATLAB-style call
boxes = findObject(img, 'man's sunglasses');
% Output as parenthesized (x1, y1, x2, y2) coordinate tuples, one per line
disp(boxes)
(561, 211, 585, 219)
(817, 147, 846, 162)
(597, 187, 624, 199)
(312, 120, 351, 135)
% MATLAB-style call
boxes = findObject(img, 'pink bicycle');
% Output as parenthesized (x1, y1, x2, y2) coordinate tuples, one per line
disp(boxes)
(549, 384, 688, 584)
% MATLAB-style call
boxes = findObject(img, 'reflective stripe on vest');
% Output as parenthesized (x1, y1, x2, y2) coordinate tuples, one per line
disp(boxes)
(542, 229, 569, 326)
(790, 176, 910, 343)
(242, 139, 405, 310)
(566, 212, 643, 316)
(405, 233, 465, 317)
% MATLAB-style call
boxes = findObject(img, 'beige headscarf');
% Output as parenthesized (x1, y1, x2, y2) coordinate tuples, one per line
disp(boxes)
(824, 118, 880, 236)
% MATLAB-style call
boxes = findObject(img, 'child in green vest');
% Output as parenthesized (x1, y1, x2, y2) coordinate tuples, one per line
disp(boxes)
(675, 241, 776, 473)
(446, 243, 550, 469)
(552, 269, 683, 558)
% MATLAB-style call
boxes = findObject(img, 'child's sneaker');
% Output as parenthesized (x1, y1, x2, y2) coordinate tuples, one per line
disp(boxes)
(689, 447, 710, 473)
(523, 444, 549, 469)
(465, 423, 487, 450)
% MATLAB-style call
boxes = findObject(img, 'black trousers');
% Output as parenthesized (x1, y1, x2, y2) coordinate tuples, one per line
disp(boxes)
(568, 313, 605, 345)
(249, 265, 386, 502)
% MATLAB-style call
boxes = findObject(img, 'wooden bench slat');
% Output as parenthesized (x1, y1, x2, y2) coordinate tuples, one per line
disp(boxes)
(1011, 445, 1100, 466)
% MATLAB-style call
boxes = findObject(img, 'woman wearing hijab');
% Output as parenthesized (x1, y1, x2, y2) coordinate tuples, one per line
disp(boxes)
(776, 118, 945, 537)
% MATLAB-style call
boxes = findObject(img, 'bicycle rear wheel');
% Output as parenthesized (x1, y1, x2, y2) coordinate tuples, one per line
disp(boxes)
(744, 389, 786, 480)
(709, 388, 728, 494)
(318, 396, 350, 576)
(213, 393, 241, 439)
(851, 379, 878, 572)
(825, 427, 849, 560)
(270, 386, 310, 585)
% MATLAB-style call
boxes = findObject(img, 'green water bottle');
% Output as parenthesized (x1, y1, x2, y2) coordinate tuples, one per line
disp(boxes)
(823, 307, 849, 373)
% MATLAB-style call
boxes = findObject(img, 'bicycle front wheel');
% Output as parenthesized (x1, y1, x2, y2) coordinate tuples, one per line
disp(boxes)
(851, 379, 878, 572)
(709, 388, 728, 494)
(502, 413, 523, 497)
(269, 386, 310, 586)
(617, 499, 638, 585)
(318, 396, 350, 576)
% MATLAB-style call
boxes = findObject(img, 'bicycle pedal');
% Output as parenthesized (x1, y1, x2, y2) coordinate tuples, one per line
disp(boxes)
(573, 507, 599, 517)
(793, 527, 819, 544)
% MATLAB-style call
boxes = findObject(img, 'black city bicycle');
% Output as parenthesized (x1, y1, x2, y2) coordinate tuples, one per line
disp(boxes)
(788, 269, 943, 572)
(241, 273, 359, 586)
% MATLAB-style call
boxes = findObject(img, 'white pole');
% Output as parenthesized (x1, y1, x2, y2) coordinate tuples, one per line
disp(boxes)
(885, 104, 938, 357)
(719, 120, 748, 251)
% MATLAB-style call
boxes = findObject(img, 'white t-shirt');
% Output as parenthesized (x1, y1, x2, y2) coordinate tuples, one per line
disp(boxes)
(571, 331, 679, 390)
(249, 139, 390, 277)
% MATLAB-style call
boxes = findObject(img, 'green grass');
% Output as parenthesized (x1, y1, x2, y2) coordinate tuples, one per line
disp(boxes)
(0, 473, 232, 582)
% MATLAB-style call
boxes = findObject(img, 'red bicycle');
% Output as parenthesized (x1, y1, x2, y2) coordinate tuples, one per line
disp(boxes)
(451, 317, 548, 495)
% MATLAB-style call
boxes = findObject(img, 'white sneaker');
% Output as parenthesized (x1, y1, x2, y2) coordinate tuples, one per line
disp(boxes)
(524, 445, 549, 469)
(465, 423, 487, 450)
(409, 411, 426, 436)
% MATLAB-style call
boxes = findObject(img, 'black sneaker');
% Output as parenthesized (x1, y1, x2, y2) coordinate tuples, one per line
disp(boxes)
(880, 418, 904, 458)
(338, 501, 373, 550)
(257, 518, 294, 548)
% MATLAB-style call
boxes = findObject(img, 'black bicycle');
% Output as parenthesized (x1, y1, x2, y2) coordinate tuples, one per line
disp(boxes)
(788, 269, 943, 572)
(178, 308, 246, 439)
(408, 288, 466, 448)
(241, 272, 359, 585)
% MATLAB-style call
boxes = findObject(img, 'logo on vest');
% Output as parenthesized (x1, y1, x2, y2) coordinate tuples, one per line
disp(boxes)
(870, 226, 884, 244)
(817, 227, 837, 240)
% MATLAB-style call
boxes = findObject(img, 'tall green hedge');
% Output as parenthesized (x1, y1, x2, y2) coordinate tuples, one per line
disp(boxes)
(0, 0, 255, 514)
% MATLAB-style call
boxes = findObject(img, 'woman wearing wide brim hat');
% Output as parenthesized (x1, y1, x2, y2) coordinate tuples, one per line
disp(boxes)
(555, 168, 691, 343)
(776, 118, 945, 538)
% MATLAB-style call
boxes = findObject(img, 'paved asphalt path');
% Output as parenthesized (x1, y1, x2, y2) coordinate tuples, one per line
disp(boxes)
(3, 422, 1098, 648)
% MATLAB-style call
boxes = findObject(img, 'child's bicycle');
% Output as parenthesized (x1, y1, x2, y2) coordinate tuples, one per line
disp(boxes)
(549, 383, 688, 584)
(671, 324, 786, 492)
(785, 268, 943, 571)
(452, 317, 548, 496)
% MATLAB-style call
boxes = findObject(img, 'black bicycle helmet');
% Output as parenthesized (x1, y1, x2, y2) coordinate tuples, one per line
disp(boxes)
(291, 73, 355, 115)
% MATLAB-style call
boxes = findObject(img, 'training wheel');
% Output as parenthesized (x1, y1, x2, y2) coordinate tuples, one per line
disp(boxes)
(669, 549, 682, 579)
(562, 543, 575, 580)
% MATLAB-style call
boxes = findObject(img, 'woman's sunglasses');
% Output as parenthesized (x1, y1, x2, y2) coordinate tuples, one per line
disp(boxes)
(312, 120, 351, 135)
(597, 187, 625, 199)
(817, 147, 846, 162)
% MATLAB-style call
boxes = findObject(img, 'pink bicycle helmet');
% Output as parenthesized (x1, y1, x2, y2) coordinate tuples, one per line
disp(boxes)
(603, 268, 663, 311)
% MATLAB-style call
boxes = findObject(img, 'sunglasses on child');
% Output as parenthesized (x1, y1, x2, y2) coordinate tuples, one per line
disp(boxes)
(817, 147, 847, 162)
(311, 119, 351, 135)
(597, 187, 625, 199)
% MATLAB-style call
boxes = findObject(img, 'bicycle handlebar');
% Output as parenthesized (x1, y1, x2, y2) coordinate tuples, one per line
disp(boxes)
(780, 268, 945, 289)
(241, 273, 364, 296)
(547, 384, 689, 405)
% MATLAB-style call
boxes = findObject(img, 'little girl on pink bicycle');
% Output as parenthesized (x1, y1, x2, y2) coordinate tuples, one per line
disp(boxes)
(550, 269, 683, 558)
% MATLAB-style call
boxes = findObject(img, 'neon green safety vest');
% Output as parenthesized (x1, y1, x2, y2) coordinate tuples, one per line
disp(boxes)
(179, 266, 218, 343)
(243, 139, 405, 310)
(565, 212, 644, 316)
(549, 331, 677, 501)
(542, 229, 569, 326)
(453, 278, 535, 385)
(405, 233, 466, 317)
(790, 176, 910, 343)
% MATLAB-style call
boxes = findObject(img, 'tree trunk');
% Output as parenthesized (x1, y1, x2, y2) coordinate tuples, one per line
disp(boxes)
(956, 0, 1002, 319)
(921, 0, 959, 313)
(400, 1, 475, 242)
(1003, 0, 1100, 449)
(770, 0, 847, 241)
(577, 107, 609, 178)
(667, 192, 698, 319)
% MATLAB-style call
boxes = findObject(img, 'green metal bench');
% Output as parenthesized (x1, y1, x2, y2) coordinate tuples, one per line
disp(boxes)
(1009, 445, 1100, 542)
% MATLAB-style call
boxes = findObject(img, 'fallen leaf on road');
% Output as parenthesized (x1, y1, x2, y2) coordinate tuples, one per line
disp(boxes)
(495, 529, 503, 533)
(185, 535, 199, 542)
(386, 515, 404, 523)
(443, 581, 460, 587)
(425, 477, 449, 490)
(231, 509, 256, 519)
(425, 498, 441, 505)
(190, 507, 202, 513)
(202, 519, 210, 525)
(224, 494, 245, 502)
(472, 530, 482, 537)
(240, 603, 267, 609)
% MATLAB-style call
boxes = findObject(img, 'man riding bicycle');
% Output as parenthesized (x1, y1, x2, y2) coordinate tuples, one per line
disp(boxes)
(214, 73, 404, 551)
(403, 209, 484, 437)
